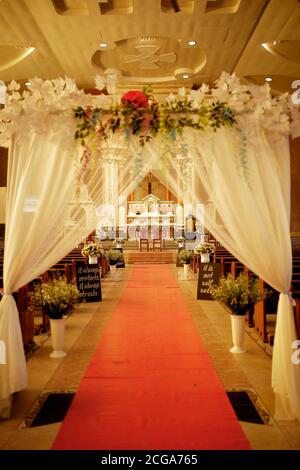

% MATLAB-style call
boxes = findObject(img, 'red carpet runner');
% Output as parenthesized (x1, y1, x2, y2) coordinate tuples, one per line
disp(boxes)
(52, 265, 250, 450)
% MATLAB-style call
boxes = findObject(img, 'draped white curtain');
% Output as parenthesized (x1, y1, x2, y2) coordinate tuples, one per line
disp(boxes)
(0, 131, 96, 417)
(82, 135, 159, 235)
(0, 132, 154, 418)
(78, 120, 300, 424)
(192, 126, 300, 421)
(1, 101, 299, 420)
(138, 126, 299, 421)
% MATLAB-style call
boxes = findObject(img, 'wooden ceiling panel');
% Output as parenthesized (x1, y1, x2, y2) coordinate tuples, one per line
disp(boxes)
(0, 0, 298, 93)
(234, 0, 300, 93)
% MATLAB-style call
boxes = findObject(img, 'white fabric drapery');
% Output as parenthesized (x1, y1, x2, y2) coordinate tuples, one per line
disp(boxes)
(0, 74, 299, 421)
(0, 131, 96, 417)
(0, 132, 154, 418)
(192, 126, 300, 421)
(140, 126, 300, 421)
(78, 126, 300, 420)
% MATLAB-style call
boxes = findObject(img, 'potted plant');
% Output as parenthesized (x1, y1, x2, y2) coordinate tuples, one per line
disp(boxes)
(194, 242, 215, 263)
(114, 238, 125, 249)
(178, 249, 194, 280)
(176, 237, 185, 248)
(81, 242, 104, 264)
(210, 273, 264, 353)
(107, 249, 123, 281)
(31, 278, 79, 358)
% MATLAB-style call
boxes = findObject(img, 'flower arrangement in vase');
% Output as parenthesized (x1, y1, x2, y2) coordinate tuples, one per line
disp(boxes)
(210, 273, 262, 315)
(107, 249, 123, 265)
(178, 249, 194, 280)
(176, 237, 185, 248)
(107, 249, 124, 281)
(178, 249, 194, 264)
(31, 278, 79, 358)
(114, 238, 125, 248)
(81, 242, 104, 264)
(194, 242, 215, 263)
(210, 273, 267, 353)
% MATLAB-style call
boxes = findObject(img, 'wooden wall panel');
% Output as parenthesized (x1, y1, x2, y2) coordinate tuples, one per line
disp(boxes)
(290, 137, 300, 233)
(0, 147, 8, 187)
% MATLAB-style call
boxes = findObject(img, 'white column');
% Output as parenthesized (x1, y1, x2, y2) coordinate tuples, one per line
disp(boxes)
(103, 159, 119, 237)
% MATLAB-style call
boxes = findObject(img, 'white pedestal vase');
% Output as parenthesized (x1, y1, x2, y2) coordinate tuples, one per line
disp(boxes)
(89, 256, 97, 264)
(110, 264, 118, 281)
(230, 315, 246, 353)
(49, 318, 67, 358)
(183, 263, 189, 280)
(200, 253, 210, 263)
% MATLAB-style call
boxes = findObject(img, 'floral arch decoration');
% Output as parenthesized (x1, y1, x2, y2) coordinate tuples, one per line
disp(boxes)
(1, 73, 300, 421)
(1, 72, 299, 182)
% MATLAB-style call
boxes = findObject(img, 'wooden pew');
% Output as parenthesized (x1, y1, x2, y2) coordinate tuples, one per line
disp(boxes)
(295, 299, 300, 340)
(14, 284, 35, 352)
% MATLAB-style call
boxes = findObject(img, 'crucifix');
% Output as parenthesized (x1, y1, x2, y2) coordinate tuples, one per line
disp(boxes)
(147, 172, 153, 195)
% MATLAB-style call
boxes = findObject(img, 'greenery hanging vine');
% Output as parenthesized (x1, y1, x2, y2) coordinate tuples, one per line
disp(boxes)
(73, 87, 236, 148)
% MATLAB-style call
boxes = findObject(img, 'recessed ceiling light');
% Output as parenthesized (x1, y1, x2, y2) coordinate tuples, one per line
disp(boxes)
(265, 77, 272, 82)
(182, 74, 189, 79)
(99, 42, 108, 48)
(188, 40, 197, 46)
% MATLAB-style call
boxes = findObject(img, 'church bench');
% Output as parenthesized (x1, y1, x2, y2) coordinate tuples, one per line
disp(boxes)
(294, 299, 300, 340)
(49, 263, 73, 283)
(219, 257, 237, 276)
(230, 261, 248, 278)
(192, 254, 200, 272)
(100, 256, 108, 277)
(291, 279, 300, 299)
(244, 266, 299, 344)
(254, 279, 279, 344)
(13, 284, 35, 352)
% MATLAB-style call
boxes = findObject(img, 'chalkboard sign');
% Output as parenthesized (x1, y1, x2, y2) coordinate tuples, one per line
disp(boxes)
(76, 262, 102, 303)
(197, 263, 222, 300)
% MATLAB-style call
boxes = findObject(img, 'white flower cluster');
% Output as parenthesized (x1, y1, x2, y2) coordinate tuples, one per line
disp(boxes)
(1, 72, 299, 146)
(81, 242, 104, 257)
(107, 249, 123, 265)
(0, 76, 112, 145)
(166, 72, 299, 137)
(194, 242, 215, 254)
(31, 278, 79, 319)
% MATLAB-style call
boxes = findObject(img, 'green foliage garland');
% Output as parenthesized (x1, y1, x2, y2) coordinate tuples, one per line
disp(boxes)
(73, 88, 236, 148)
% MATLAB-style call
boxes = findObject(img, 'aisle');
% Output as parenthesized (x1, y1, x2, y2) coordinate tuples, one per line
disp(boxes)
(52, 265, 250, 450)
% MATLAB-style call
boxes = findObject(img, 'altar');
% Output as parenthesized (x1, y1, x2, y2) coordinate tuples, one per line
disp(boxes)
(127, 194, 177, 240)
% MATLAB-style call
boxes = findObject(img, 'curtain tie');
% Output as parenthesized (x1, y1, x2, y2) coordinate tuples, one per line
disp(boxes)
(283, 291, 296, 307)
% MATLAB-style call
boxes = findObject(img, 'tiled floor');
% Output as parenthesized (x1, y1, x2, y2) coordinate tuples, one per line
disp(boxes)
(0, 265, 300, 450)
(176, 267, 300, 450)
